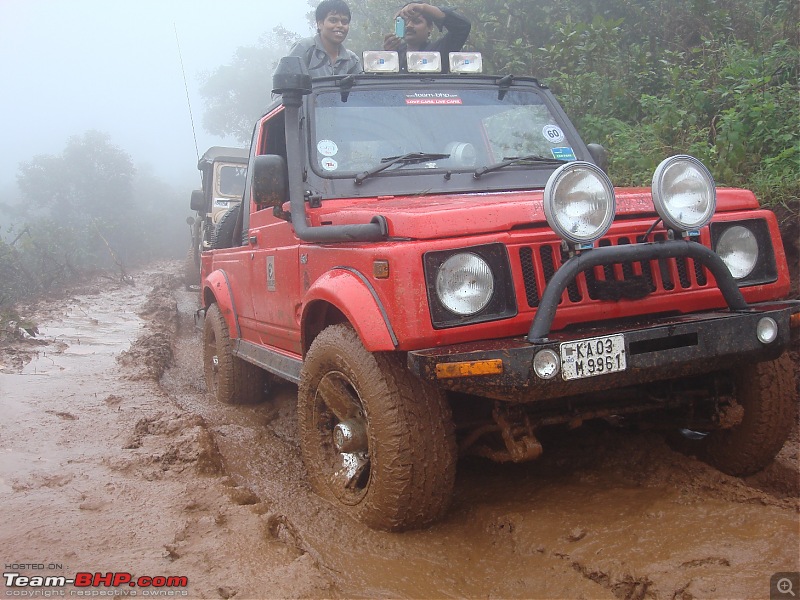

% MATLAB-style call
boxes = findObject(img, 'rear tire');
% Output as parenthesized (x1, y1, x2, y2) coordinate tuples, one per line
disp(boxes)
(297, 324, 457, 531)
(183, 248, 200, 290)
(203, 303, 265, 404)
(700, 353, 795, 476)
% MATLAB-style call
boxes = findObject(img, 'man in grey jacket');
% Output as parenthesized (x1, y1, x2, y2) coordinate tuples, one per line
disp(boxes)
(288, 0, 362, 77)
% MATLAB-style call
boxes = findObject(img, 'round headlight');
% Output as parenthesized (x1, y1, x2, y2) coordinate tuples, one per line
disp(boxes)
(543, 162, 616, 245)
(717, 225, 759, 279)
(652, 155, 716, 231)
(435, 253, 494, 316)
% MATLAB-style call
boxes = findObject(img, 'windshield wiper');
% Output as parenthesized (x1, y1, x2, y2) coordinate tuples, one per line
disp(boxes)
(473, 154, 568, 179)
(355, 152, 450, 184)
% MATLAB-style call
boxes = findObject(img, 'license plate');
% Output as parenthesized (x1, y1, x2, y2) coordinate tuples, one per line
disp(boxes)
(560, 334, 626, 381)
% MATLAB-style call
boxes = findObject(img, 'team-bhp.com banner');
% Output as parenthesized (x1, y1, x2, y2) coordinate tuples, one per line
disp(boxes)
(4, 569, 189, 597)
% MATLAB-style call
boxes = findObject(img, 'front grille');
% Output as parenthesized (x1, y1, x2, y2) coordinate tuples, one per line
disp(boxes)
(517, 233, 711, 308)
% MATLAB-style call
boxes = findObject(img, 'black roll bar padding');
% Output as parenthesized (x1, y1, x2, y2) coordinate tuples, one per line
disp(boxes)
(527, 240, 749, 344)
(283, 100, 387, 242)
(273, 58, 388, 244)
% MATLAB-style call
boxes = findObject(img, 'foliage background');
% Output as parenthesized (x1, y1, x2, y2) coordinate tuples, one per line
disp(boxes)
(200, 0, 798, 208)
(1, 132, 190, 312)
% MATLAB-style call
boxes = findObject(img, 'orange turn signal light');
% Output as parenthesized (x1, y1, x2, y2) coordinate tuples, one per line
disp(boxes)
(435, 359, 503, 379)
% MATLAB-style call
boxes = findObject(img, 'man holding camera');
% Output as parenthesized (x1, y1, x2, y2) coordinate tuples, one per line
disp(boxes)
(383, 3, 471, 73)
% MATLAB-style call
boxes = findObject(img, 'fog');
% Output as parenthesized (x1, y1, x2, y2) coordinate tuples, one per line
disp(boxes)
(0, 0, 313, 192)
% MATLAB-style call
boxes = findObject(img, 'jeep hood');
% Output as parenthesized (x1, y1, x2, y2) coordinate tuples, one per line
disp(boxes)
(308, 188, 759, 241)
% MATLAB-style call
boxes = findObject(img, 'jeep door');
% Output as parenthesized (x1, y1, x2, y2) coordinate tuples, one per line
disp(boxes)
(245, 113, 302, 356)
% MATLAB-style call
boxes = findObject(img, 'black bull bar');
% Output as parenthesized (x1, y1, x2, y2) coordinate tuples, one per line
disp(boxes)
(527, 239, 748, 343)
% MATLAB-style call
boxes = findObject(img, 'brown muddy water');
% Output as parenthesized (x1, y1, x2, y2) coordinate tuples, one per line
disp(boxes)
(1, 263, 798, 599)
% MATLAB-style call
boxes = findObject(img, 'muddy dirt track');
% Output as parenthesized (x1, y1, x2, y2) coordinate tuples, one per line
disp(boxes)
(1, 262, 798, 600)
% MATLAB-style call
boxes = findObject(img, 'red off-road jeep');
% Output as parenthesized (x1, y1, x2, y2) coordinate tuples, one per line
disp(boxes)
(200, 54, 799, 531)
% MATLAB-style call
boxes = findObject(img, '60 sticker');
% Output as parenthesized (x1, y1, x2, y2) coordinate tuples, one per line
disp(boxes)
(542, 125, 565, 144)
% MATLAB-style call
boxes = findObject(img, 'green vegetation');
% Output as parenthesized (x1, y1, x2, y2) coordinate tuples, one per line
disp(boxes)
(202, 0, 797, 208)
(352, 0, 798, 206)
(1, 131, 188, 308)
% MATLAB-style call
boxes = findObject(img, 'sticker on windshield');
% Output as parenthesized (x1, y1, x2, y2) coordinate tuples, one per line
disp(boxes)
(321, 157, 338, 171)
(317, 139, 338, 156)
(405, 92, 462, 105)
(551, 147, 576, 161)
(542, 125, 565, 144)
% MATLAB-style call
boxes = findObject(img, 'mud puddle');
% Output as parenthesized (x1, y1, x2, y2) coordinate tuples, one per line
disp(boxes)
(2, 261, 798, 600)
(1, 288, 142, 492)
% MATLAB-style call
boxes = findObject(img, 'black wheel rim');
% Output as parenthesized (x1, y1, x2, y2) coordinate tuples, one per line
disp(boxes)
(313, 370, 371, 505)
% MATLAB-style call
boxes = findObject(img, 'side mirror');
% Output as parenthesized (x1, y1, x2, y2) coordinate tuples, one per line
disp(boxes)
(190, 189, 205, 212)
(252, 154, 288, 208)
(587, 143, 609, 174)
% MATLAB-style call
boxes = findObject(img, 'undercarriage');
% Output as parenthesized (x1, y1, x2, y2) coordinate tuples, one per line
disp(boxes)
(452, 371, 743, 463)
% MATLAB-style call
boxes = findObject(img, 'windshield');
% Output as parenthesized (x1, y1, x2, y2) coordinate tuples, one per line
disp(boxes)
(311, 88, 578, 177)
(216, 163, 247, 198)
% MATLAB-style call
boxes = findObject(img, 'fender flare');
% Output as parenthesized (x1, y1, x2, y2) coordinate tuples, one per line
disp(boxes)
(202, 269, 241, 339)
(302, 268, 397, 352)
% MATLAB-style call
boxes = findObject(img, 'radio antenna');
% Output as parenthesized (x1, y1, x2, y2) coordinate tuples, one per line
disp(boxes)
(174, 23, 200, 165)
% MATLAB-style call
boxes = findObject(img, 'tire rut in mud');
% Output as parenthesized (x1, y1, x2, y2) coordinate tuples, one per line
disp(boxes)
(116, 266, 335, 598)
(117, 273, 179, 380)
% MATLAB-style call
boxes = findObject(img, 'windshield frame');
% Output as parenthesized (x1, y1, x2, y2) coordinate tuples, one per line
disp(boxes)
(302, 75, 594, 199)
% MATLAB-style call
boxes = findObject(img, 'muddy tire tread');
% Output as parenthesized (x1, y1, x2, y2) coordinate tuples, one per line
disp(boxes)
(703, 353, 795, 476)
(298, 324, 456, 531)
(183, 248, 200, 290)
(373, 352, 458, 528)
(203, 303, 265, 405)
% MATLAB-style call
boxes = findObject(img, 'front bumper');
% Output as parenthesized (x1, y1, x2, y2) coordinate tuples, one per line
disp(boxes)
(408, 300, 800, 402)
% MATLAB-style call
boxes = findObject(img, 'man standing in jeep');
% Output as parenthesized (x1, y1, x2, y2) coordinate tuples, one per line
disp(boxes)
(289, 0, 361, 76)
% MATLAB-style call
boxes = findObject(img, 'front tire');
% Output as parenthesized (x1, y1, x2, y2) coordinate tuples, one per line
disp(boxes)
(203, 303, 265, 404)
(700, 353, 796, 476)
(297, 324, 457, 531)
